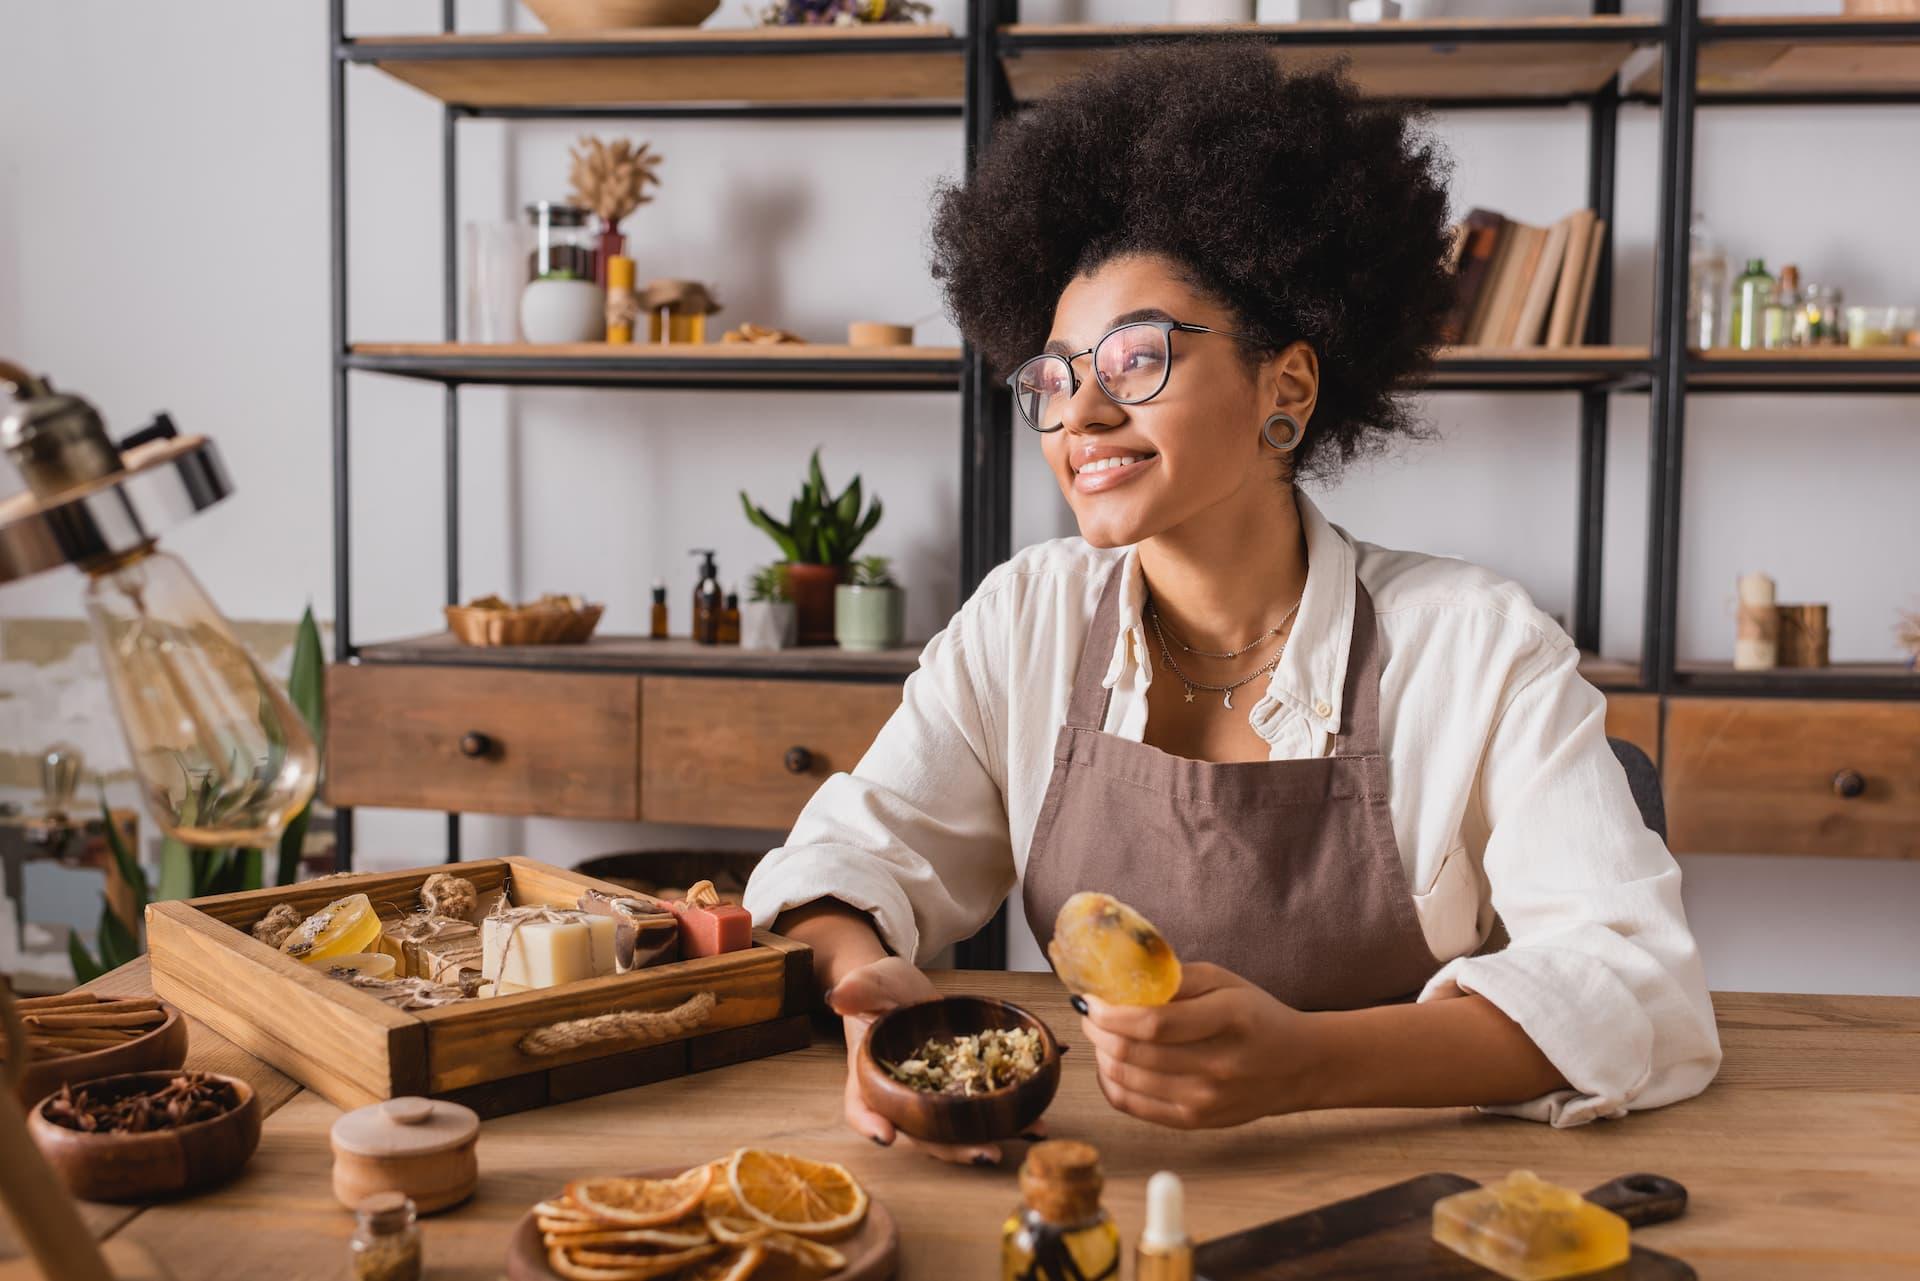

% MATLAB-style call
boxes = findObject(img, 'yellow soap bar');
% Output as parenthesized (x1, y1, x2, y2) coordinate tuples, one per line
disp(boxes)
(1432, 1171, 1630, 1281)
(281, 893, 384, 965)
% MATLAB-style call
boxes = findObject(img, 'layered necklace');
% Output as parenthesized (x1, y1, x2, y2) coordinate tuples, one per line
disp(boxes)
(1146, 596, 1300, 710)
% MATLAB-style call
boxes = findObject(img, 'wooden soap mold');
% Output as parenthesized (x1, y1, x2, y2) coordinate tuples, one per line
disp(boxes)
(146, 857, 811, 1118)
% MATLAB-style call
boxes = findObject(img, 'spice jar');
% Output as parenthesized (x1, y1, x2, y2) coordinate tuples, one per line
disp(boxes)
(1002, 1141, 1121, 1281)
(331, 1095, 480, 1214)
(350, 1192, 422, 1281)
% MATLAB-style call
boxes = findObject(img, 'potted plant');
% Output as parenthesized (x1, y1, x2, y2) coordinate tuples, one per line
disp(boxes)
(835, 555, 906, 653)
(740, 450, 883, 646)
(741, 564, 797, 651)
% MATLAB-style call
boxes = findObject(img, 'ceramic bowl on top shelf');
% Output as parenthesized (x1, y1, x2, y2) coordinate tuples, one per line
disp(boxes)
(27, 1069, 262, 1203)
(523, 0, 722, 30)
(11, 1002, 189, 1109)
(855, 995, 1061, 1146)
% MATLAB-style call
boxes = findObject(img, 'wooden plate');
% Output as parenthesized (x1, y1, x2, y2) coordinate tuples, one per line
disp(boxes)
(506, 1166, 898, 1281)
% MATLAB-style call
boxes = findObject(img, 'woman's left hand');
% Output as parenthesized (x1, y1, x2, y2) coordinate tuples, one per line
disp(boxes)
(1079, 962, 1322, 1129)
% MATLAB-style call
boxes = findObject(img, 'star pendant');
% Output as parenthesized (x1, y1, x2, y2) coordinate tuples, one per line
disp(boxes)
(1183, 687, 1196, 703)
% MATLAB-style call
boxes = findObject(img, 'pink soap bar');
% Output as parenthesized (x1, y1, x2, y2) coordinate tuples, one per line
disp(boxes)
(667, 898, 752, 957)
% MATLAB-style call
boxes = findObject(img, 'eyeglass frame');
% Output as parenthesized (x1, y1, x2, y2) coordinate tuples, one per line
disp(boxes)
(1004, 319, 1269, 433)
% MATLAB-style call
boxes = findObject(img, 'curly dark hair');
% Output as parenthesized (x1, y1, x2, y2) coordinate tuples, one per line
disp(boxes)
(929, 41, 1456, 478)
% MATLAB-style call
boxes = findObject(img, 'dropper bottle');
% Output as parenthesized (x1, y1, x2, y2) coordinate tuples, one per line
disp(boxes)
(1136, 1171, 1192, 1281)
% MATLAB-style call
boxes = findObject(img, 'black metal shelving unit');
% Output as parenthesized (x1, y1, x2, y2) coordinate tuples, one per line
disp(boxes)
(327, 1, 1920, 951)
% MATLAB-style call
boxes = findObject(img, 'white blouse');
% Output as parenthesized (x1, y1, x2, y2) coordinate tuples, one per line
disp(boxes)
(744, 492, 1722, 1127)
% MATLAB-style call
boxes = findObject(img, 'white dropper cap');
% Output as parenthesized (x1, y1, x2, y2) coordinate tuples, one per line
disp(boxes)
(1142, 1171, 1188, 1249)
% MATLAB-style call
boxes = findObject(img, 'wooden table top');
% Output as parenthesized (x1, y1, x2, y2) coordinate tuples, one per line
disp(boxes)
(4, 963, 1918, 1280)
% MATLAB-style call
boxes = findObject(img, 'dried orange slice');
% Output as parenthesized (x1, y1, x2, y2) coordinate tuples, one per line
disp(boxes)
(683, 1245, 767, 1281)
(1048, 891, 1182, 1006)
(566, 1165, 713, 1228)
(547, 1242, 723, 1281)
(726, 1149, 868, 1240)
(706, 1216, 847, 1275)
(542, 1224, 714, 1248)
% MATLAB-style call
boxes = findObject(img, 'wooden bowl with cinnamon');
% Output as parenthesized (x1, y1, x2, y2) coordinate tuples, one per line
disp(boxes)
(10, 994, 189, 1108)
(28, 1069, 261, 1203)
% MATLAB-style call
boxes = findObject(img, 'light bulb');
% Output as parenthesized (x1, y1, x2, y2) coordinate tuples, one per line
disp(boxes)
(83, 550, 317, 848)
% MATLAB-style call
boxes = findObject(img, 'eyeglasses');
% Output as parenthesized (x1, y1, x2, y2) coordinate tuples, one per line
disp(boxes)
(1005, 320, 1265, 434)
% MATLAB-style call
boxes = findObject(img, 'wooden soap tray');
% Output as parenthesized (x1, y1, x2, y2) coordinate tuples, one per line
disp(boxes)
(146, 857, 811, 1118)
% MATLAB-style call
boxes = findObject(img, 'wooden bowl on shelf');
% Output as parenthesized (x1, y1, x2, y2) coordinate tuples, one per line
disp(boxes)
(27, 1070, 262, 1203)
(11, 1003, 189, 1109)
(523, 0, 722, 29)
(856, 996, 1060, 1146)
(445, 599, 603, 646)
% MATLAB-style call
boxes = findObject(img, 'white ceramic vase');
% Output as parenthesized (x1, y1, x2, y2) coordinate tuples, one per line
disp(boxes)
(519, 278, 603, 344)
(741, 601, 797, 651)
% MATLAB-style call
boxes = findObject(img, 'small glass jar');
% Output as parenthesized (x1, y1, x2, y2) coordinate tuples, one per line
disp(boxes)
(1002, 1142, 1121, 1281)
(350, 1192, 422, 1281)
(1846, 305, 1918, 349)
(524, 201, 595, 281)
(1794, 282, 1844, 347)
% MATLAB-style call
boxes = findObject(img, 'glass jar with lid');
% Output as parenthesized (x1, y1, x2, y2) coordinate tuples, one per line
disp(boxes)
(524, 202, 595, 281)
(1794, 282, 1844, 347)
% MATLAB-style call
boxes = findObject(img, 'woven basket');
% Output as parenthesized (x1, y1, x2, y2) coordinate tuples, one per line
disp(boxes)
(445, 601, 604, 646)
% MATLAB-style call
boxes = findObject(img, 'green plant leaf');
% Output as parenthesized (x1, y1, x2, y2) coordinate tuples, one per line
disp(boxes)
(741, 493, 800, 561)
(96, 898, 142, 971)
(807, 450, 828, 507)
(289, 605, 324, 756)
(68, 930, 106, 984)
(834, 476, 862, 528)
(236, 847, 264, 892)
(275, 802, 312, 888)
(97, 794, 150, 905)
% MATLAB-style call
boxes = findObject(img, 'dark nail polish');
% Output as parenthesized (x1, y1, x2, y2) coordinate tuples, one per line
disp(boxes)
(1020, 1131, 1045, 1142)
(971, 1154, 996, 1167)
(869, 1134, 892, 1147)
(1069, 995, 1088, 1015)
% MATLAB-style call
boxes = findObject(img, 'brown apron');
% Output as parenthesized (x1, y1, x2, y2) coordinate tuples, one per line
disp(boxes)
(1022, 565, 1442, 1011)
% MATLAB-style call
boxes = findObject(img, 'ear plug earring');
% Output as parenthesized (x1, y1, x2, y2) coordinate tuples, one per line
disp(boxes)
(1261, 412, 1304, 452)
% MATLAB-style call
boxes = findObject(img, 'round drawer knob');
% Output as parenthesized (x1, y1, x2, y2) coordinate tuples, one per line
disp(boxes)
(459, 732, 493, 759)
(1832, 768, 1866, 799)
(784, 747, 814, 775)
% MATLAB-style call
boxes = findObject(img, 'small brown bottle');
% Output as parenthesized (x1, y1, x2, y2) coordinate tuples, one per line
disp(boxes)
(718, 585, 741, 645)
(1001, 1141, 1120, 1281)
(649, 579, 669, 640)
(690, 549, 723, 645)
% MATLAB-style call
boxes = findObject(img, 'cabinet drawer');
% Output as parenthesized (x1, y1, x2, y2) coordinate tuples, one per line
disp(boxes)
(641, 677, 901, 830)
(326, 665, 641, 820)
(1603, 693, 1661, 766)
(1664, 698, 1920, 858)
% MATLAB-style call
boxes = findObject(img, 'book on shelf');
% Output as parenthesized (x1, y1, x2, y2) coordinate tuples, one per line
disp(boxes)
(1443, 205, 1605, 351)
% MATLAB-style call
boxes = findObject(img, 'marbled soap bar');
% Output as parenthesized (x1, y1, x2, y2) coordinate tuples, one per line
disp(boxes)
(577, 890, 681, 971)
(481, 908, 619, 991)
(666, 880, 752, 957)
(1432, 1171, 1630, 1281)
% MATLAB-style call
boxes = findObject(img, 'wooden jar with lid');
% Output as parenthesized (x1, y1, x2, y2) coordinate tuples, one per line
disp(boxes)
(330, 1096, 480, 1215)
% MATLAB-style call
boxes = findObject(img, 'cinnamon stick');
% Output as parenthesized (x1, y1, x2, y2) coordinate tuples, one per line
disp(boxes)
(24, 1009, 164, 1030)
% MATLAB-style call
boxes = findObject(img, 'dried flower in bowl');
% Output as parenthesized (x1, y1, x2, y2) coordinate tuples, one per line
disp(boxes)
(882, 1026, 1045, 1097)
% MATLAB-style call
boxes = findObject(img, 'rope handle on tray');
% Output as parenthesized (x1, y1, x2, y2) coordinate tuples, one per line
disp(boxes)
(518, 991, 717, 1057)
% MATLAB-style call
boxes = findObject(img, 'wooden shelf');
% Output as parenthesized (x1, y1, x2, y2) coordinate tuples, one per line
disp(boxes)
(1631, 16, 1920, 100)
(1688, 347, 1920, 391)
(347, 25, 966, 109)
(1579, 653, 1644, 690)
(1426, 345, 1650, 390)
(355, 632, 924, 680)
(346, 342, 964, 390)
(999, 16, 1661, 105)
(1672, 661, 1920, 701)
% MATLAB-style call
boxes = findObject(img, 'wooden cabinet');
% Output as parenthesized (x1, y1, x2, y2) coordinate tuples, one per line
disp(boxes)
(640, 677, 901, 830)
(326, 665, 642, 820)
(1603, 693, 1661, 765)
(1664, 698, 1920, 859)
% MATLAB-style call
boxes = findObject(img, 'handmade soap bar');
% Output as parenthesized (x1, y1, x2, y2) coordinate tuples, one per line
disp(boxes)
(1432, 1171, 1629, 1281)
(578, 890, 681, 971)
(281, 893, 384, 966)
(385, 913, 485, 991)
(665, 880, 752, 957)
(481, 907, 618, 991)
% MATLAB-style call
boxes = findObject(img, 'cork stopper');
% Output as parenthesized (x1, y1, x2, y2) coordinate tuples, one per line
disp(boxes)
(1019, 1141, 1104, 1225)
(355, 1191, 416, 1235)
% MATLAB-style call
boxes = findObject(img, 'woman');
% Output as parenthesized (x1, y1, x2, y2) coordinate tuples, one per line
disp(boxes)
(743, 42, 1721, 1163)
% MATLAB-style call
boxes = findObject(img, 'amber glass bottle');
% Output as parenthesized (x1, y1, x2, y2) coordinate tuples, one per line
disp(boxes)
(1001, 1142, 1120, 1281)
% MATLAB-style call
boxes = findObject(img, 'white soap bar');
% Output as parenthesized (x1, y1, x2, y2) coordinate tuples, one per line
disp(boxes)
(482, 911, 618, 990)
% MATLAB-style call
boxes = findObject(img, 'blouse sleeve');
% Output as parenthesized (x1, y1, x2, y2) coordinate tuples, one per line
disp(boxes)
(1417, 642, 1723, 1127)
(741, 584, 1016, 964)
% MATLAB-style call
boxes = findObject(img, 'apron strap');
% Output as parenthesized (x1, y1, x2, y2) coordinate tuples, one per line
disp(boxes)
(1330, 582, 1383, 758)
(1063, 561, 1128, 731)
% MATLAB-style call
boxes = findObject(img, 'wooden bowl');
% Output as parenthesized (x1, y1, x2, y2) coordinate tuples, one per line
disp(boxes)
(856, 996, 1060, 1146)
(445, 600, 603, 646)
(523, 0, 721, 29)
(27, 1070, 262, 1203)
(11, 1003, 189, 1108)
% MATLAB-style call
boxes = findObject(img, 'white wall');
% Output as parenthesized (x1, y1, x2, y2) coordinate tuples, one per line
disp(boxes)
(2, 0, 1915, 993)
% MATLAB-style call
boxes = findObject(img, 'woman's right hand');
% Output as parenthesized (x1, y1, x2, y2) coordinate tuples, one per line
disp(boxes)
(827, 956, 1012, 1166)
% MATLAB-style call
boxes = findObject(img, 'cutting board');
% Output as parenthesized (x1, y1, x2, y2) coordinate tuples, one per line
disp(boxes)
(1195, 1172, 1694, 1280)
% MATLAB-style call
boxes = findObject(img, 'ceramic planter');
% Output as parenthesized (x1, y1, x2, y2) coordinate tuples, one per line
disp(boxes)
(740, 601, 797, 651)
(835, 585, 906, 652)
(785, 563, 844, 646)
